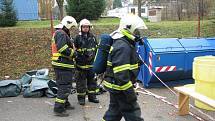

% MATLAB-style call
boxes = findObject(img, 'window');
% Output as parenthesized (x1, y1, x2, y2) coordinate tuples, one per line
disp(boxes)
(149, 10, 156, 16)
(141, 8, 145, 13)
(131, 8, 135, 14)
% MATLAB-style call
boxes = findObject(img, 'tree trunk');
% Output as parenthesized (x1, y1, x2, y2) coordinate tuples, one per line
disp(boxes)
(176, 0, 182, 20)
(56, 0, 64, 20)
(138, 0, 142, 17)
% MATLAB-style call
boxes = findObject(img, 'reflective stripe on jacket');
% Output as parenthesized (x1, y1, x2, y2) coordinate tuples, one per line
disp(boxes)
(74, 32, 97, 69)
(104, 37, 140, 91)
(51, 30, 75, 69)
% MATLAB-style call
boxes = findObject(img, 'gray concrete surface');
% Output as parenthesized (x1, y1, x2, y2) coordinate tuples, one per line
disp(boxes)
(0, 88, 214, 121)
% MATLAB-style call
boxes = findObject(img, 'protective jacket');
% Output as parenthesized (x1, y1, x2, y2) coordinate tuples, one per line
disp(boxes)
(103, 36, 140, 93)
(51, 29, 74, 70)
(74, 32, 97, 70)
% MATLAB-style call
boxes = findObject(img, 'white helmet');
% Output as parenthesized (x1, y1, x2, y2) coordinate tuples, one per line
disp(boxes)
(111, 14, 147, 39)
(118, 14, 147, 33)
(54, 16, 77, 29)
(79, 19, 92, 31)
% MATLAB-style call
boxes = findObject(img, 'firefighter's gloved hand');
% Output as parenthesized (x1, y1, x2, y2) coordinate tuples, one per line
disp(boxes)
(134, 35, 141, 42)
(138, 57, 144, 66)
(70, 38, 74, 46)
(139, 38, 144, 45)
(123, 88, 137, 103)
(134, 35, 144, 45)
(133, 83, 137, 88)
(133, 83, 139, 96)
(73, 50, 78, 58)
(131, 77, 137, 84)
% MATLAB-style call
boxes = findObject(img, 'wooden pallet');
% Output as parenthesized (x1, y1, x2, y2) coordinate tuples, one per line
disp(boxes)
(174, 84, 215, 115)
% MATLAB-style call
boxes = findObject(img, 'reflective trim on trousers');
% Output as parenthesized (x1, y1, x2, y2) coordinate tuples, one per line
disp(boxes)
(103, 80, 132, 91)
(78, 92, 86, 96)
(55, 98, 65, 104)
(88, 89, 99, 94)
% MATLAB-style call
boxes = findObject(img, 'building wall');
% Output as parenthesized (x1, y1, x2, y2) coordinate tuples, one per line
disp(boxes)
(148, 9, 162, 22)
(13, 0, 39, 20)
(128, 6, 148, 17)
(107, 6, 148, 18)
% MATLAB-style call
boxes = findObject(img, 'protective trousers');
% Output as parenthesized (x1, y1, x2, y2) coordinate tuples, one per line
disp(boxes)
(102, 92, 144, 121)
(54, 68, 73, 113)
(75, 69, 97, 98)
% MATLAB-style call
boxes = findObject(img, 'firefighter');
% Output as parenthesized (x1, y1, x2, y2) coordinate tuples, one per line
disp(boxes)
(101, 14, 147, 121)
(73, 19, 99, 105)
(51, 16, 77, 117)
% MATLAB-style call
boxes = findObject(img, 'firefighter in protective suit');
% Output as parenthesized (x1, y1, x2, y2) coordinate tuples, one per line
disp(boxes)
(74, 19, 99, 105)
(101, 14, 147, 121)
(51, 16, 77, 117)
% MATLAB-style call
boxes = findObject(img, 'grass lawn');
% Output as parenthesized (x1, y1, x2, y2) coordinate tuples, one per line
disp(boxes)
(15, 20, 60, 28)
(14, 18, 120, 28)
(146, 20, 215, 38)
(13, 18, 215, 38)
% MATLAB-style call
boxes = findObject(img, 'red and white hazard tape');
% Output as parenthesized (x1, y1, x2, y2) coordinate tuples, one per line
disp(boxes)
(147, 51, 176, 73)
(155, 66, 176, 72)
(135, 85, 208, 121)
(148, 51, 153, 75)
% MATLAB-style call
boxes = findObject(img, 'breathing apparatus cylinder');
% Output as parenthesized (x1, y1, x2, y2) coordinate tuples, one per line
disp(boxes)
(93, 34, 113, 74)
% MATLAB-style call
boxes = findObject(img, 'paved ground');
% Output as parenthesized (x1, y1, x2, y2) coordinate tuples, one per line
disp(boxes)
(0, 87, 214, 121)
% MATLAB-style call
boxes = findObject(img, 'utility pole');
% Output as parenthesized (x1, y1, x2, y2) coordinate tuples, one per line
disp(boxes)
(50, 0, 54, 36)
(197, 0, 201, 37)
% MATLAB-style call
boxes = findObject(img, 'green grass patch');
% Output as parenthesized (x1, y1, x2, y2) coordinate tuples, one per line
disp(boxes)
(15, 20, 60, 28)
(146, 20, 215, 38)
(91, 17, 120, 25)
(14, 18, 120, 28)
(2, 18, 215, 38)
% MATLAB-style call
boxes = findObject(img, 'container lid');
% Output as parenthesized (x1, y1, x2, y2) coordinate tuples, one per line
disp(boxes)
(194, 56, 215, 65)
(179, 38, 215, 51)
(148, 38, 185, 53)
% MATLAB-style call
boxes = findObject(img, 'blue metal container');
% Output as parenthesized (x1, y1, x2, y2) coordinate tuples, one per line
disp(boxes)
(137, 38, 215, 87)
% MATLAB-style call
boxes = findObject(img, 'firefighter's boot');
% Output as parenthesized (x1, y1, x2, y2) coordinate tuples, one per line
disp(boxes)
(65, 101, 75, 110)
(88, 94, 99, 103)
(54, 103, 69, 117)
(78, 95, 85, 105)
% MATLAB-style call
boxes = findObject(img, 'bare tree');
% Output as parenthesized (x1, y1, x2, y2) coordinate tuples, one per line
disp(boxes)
(176, 0, 182, 20)
(137, 0, 214, 20)
(102, 0, 113, 16)
(106, 0, 113, 10)
(56, 0, 64, 20)
(136, 0, 146, 17)
(133, 0, 138, 5)
(138, 0, 141, 17)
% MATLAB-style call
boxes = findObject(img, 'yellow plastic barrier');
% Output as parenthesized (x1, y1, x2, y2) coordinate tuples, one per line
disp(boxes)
(193, 56, 215, 111)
